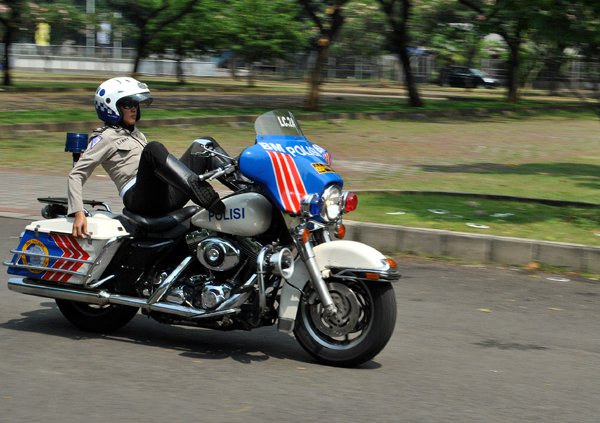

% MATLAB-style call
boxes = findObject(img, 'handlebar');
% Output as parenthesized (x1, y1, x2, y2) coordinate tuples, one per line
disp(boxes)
(198, 163, 238, 182)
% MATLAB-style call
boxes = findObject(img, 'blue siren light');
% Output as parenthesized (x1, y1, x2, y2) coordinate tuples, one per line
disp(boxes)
(65, 132, 88, 153)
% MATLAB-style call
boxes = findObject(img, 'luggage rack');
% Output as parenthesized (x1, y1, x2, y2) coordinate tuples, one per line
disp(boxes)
(37, 197, 113, 218)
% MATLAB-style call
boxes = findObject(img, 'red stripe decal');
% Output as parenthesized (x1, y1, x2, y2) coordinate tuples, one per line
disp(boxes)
(267, 151, 307, 214)
(44, 233, 88, 283)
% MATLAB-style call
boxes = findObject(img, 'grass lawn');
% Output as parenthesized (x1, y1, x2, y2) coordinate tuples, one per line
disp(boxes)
(1, 77, 598, 245)
(350, 192, 600, 246)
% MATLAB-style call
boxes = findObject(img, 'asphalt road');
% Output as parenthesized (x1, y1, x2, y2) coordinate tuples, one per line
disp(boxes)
(1, 216, 599, 423)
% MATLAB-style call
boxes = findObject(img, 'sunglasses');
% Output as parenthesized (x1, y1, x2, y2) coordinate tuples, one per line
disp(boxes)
(120, 100, 139, 110)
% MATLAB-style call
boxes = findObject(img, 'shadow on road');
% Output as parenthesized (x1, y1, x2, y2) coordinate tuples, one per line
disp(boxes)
(0, 301, 382, 369)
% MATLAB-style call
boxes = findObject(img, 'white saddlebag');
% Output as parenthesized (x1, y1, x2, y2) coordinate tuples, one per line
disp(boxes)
(6, 214, 128, 286)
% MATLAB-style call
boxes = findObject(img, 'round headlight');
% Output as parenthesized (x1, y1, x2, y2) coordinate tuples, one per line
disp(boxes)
(320, 185, 342, 222)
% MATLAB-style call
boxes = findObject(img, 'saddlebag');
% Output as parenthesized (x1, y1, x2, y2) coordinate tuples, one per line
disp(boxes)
(5, 214, 128, 286)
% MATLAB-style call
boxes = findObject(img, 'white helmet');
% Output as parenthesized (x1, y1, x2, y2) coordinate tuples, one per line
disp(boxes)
(94, 77, 153, 124)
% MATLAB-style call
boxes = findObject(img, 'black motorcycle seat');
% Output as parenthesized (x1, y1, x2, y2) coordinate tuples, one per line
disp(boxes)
(121, 206, 200, 232)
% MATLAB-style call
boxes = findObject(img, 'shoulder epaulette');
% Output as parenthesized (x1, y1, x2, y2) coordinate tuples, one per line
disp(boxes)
(93, 125, 111, 133)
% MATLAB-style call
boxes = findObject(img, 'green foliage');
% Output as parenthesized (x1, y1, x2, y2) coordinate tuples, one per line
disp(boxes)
(148, 0, 221, 57)
(330, 0, 386, 58)
(411, 0, 484, 66)
(222, 0, 308, 63)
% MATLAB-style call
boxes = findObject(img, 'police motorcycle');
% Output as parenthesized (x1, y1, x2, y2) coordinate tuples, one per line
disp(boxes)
(5, 110, 398, 367)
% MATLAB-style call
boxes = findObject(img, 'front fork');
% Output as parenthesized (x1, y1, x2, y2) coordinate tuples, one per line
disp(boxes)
(294, 227, 338, 317)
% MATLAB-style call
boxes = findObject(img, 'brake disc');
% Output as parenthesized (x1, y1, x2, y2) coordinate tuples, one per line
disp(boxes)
(309, 282, 361, 338)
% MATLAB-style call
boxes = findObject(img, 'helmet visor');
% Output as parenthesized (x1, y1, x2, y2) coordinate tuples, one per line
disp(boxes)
(128, 92, 153, 106)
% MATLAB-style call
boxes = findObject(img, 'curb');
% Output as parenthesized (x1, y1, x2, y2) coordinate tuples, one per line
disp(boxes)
(2, 208, 597, 274)
(344, 220, 600, 274)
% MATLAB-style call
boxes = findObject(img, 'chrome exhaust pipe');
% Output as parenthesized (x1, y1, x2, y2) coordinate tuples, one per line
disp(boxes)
(8, 277, 111, 305)
(7, 277, 238, 320)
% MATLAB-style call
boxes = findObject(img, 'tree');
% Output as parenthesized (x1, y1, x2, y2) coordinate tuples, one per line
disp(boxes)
(104, 0, 198, 76)
(148, 0, 221, 84)
(330, 0, 386, 59)
(458, 0, 540, 102)
(377, 0, 423, 107)
(224, 0, 308, 87)
(297, 0, 349, 111)
(540, 0, 600, 94)
(412, 0, 484, 71)
(0, 1, 29, 86)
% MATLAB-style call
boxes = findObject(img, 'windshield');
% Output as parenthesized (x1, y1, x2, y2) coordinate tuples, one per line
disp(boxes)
(470, 68, 487, 77)
(254, 110, 304, 137)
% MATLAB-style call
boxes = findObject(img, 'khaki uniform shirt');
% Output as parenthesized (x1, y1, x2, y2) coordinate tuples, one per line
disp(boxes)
(67, 125, 147, 215)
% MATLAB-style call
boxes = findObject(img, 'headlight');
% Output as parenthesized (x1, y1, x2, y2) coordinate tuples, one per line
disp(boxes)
(320, 185, 342, 222)
(300, 185, 346, 222)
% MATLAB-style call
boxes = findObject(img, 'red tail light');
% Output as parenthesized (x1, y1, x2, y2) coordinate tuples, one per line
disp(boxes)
(343, 192, 358, 213)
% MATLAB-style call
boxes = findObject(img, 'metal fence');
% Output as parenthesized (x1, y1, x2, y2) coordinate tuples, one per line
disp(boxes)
(3, 42, 599, 90)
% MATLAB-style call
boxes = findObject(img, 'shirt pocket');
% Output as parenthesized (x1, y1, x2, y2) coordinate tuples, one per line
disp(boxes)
(115, 139, 140, 156)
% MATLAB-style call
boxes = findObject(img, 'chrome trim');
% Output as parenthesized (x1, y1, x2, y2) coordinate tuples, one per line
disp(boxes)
(256, 246, 269, 314)
(148, 256, 193, 304)
(87, 274, 115, 289)
(7, 277, 241, 320)
(4, 262, 88, 277)
(328, 267, 401, 282)
(8, 249, 95, 265)
(302, 240, 337, 316)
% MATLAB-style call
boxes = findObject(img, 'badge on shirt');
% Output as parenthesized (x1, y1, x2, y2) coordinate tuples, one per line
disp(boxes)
(88, 135, 102, 149)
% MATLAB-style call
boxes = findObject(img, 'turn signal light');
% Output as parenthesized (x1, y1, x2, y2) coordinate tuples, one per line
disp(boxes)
(335, 223, 346, 239)
(301, 228, 310, 244)
(343, 192, 358, 213)
(385, 258, 398, 268)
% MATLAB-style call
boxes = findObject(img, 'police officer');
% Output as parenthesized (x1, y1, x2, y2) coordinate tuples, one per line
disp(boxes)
(68, 77, 225, 238)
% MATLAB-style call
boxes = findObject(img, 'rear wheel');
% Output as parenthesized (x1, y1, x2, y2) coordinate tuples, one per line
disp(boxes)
(294, 280, 397, 367)
(56, 299, 139, 333)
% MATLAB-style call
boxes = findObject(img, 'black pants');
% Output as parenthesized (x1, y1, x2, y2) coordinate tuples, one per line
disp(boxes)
(123, 139, 216, 216)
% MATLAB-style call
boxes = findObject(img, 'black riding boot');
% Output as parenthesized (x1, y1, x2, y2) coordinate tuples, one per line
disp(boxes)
(156, 154, 225, 214)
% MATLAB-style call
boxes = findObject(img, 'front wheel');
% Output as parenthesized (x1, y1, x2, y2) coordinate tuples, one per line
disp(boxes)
(294, 280, 397, 367)
(56, 299, 139, 333)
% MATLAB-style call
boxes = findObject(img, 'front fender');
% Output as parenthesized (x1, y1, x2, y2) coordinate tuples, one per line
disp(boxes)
(313, 240, 393, 275)
(277, 240, 399, 334)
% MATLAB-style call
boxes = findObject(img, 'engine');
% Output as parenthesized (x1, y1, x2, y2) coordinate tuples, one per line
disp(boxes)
(156, 230, 262, 311)
(157, 230, 293, 316)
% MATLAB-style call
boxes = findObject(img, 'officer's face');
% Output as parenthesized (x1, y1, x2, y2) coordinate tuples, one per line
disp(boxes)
(120, 103, 138, 126)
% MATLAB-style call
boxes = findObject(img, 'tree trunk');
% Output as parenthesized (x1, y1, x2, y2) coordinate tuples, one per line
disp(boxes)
(2, 27, 13, 86)
(229, 56, 238, 80)
(132, 34, 148, 77)
(246, 62, 255, 87)
(378, 0, 423, 108)
(132, 51, 142, 77)
(397, 45, 423, 107)
(305, 46, 328, 111)
(176, 56, 185, 84)
(506, 39, 521, 103)
(543, 53, 565, 96)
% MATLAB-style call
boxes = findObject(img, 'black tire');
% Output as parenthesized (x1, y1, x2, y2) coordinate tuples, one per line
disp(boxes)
(55, 299, 139, 333)
(294, 280, 397, 367)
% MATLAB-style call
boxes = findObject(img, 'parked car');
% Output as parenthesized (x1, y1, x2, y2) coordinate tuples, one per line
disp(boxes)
(439, 66, 498, 88)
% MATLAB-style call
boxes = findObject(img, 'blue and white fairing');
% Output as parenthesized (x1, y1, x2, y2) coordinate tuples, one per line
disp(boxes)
(239, 110, 343, 215)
